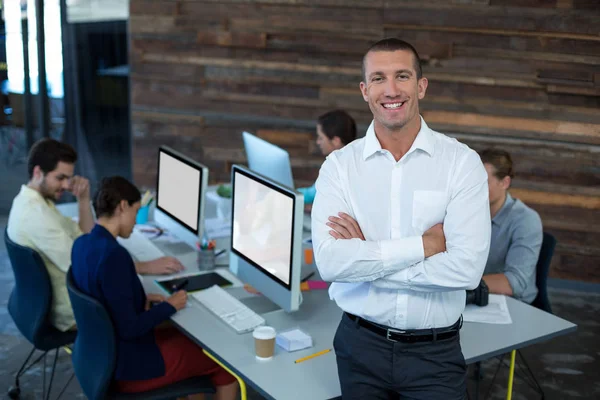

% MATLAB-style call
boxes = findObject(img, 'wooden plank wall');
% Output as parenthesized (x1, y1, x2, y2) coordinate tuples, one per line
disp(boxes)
(129, 0, 600, 283)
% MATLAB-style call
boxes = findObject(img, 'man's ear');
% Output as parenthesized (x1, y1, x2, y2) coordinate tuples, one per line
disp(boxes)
(417, 77, 428, 100)
(359, 81, 368, 102)
(502, 176, 512, 190)
(332, 136, 343, 149)
(31, 165, 44, 183)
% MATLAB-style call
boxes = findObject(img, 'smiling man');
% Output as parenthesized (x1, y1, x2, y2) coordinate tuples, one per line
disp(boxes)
(312, 38, 491, 399)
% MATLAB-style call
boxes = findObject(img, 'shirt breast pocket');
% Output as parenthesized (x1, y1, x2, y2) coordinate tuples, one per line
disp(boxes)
(412, 190, 448, 233)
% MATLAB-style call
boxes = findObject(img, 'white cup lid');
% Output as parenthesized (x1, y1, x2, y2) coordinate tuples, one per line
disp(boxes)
(253, 326, 276, 340)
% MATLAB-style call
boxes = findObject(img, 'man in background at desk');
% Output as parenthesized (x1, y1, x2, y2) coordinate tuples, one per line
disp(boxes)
(480, 148, 542, 304)
(312, 38, 490, 399)
(298, 109, 357, 208)
(6, 139, 182, 332)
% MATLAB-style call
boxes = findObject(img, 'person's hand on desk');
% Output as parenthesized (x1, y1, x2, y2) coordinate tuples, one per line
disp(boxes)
(137, 256, 185, 275)
(327, 212, 365, 240)
(166, 290, 188, 311)
(145, 293, 167, 310)
(422, 223, 446, 258)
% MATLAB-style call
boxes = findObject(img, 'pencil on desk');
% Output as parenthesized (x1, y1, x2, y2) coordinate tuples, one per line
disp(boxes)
(294, 348, 332, 364)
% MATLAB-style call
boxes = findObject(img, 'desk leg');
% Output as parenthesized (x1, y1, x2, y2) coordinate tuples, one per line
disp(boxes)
(202, 349, 247, 400)
(506, 350, 516, 400)
(474, 361, 481, 400)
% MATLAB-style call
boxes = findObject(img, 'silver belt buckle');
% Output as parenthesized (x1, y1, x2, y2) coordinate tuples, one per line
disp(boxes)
(386, 328, 406, 342)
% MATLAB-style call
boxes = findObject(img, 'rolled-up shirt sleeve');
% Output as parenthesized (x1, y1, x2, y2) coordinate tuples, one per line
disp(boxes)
(503, 214, 543, 301)
(312, 155, 424, 283)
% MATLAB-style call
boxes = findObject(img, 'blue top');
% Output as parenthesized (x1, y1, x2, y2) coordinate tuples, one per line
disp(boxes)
(71, 225, 176, 381)
(484, 193, 543, 304)
(298, 184, 316, 204)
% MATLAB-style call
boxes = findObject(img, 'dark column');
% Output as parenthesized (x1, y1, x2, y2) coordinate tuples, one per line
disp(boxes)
(35, 0, 50, 137)
(21, 18, 34, 148)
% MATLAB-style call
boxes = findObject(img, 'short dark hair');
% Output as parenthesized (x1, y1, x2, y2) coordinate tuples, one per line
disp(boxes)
(362, 38, 423, 82)
(93, 176, 141, 218)
(27, 138, 77, 179)
(480, 149, 514, 180)
(317, 110, 357, 146)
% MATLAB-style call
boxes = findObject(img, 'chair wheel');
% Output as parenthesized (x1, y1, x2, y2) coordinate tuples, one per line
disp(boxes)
(8, 386, 21, 399)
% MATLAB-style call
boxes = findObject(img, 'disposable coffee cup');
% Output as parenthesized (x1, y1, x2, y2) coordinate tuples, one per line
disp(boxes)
(253, 326, 276, 361)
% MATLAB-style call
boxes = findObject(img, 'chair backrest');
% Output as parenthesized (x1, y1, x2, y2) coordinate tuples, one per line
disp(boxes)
(532, 232, 556, 314)
(66, 269, 117, 400)
(4, 227, 53, 346)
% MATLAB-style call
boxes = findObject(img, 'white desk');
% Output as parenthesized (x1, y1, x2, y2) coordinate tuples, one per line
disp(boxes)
(140, 250, 576, 400)
(57, 202, 577, 400)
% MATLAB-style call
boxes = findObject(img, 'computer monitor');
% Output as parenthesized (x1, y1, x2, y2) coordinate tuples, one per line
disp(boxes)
(229, 164, 303, 312)
(155, 146, 208, 248)
(242, 131, 295, 189)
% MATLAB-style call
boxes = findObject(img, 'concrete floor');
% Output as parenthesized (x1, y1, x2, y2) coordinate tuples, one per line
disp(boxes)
(0, 216, 598, 399)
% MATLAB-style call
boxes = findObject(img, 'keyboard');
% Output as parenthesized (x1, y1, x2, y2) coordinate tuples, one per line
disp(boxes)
(192, 285, 265, 334)
(118, 231, 165, 262)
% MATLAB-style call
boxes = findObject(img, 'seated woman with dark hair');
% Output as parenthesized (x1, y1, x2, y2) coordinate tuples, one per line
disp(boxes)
(71, 177, 238, 400)
(298, 109, 357, 205)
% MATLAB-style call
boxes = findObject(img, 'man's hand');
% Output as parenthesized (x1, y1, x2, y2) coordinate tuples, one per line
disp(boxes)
(166, 290, 188, 311)
(137, 257, 185, 275)
(145, 293, 167, 310)
(70, 176, 90, 201)
(327, 212, 365, 240)
(422, 223, 446, 258)
(482, 274, 513, 296)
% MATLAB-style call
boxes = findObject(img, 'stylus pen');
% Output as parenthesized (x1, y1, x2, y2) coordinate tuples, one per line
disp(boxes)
(172, 278, 189, 292)
(301, 271, 315, 282)
(215, 249, 226, 257)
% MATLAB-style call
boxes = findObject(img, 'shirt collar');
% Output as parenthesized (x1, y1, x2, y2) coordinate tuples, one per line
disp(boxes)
(492, 192, 515, 226)
(362, 116, 436, 161)
(20, 184, 47, 203)
(92, 224, 117, 242)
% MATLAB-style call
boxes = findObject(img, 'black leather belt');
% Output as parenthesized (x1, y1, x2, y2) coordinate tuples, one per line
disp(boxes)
(345, 313, 461, 343)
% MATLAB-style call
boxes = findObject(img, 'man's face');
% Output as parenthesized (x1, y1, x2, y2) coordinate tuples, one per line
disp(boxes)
(484, 163, 509, 206)
(315, 124, 339, 156)
(360, 50, 427, 133)
(38, 162, 74, 201)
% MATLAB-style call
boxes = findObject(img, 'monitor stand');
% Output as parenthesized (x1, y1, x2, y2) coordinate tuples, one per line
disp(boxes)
(224, 261, 317, 315)
(226, 286, 282, 315)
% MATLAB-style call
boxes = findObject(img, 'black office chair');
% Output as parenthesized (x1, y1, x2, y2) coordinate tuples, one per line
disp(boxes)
(531, 232, 556, 314)
(66, 269, 216, 400)
(4, 228, 77, 400)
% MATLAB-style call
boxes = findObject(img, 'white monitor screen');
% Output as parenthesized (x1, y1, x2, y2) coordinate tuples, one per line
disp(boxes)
(232, 169, 295, 287)
(157, 150, 201, 233)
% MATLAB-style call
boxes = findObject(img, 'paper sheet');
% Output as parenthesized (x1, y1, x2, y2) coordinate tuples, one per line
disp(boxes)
(463, 294, 513, 324)
(204, 217, 232, 239)
(276, 328, 313, 352)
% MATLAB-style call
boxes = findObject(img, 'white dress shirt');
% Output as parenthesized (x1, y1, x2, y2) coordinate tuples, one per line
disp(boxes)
(7, 185, 83, 331)
(312, 117, 491, 330)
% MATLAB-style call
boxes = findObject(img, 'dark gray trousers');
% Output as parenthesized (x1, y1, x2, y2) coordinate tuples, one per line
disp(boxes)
(334, 313, 467, 400)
